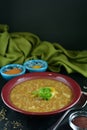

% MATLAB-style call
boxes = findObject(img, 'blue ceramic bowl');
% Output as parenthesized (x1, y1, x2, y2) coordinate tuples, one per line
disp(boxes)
(0, 64, 26, 80)
(24, 59, 48, 72)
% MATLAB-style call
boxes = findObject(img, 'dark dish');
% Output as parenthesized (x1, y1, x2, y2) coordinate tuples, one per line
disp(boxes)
(1, 72, 81, 116)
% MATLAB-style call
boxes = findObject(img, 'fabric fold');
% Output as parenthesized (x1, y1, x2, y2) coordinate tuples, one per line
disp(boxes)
(0, 24, 87, 77)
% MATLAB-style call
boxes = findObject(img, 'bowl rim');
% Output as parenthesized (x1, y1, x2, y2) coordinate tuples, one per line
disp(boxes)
(1, 72, 82, 116)
(0, 64, 26, 76)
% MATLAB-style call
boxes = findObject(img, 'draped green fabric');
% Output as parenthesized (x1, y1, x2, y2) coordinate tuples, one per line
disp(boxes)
(0, 24, 87, 77)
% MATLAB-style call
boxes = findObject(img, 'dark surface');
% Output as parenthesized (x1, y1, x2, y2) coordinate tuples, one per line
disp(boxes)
(0, 72, 87, 130)
(0, 0, 87, 50)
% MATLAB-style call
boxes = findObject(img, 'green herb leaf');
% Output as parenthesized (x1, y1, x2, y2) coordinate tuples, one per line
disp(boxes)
(32, 87, 53, 100)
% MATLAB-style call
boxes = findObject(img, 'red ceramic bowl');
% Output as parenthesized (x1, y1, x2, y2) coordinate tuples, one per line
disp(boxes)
(1, 72, 81, 116)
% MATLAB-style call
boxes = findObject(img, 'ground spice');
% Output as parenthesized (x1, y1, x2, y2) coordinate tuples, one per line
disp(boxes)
(4, 68, 22, 75)
(72, 116, 87, 128)
(32, 65, 42, 69)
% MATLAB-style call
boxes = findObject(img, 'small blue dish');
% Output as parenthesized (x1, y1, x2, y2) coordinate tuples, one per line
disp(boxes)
(24, 59, 48, 72)
(0, 64, 26, 80)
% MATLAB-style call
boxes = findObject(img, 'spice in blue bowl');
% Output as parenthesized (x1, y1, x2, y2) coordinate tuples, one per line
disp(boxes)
(0, 64, 26, 80)
(24, 59, 48, 72)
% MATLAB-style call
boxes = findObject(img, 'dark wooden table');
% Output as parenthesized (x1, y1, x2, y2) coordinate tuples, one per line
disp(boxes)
(0, 72, 87, 130)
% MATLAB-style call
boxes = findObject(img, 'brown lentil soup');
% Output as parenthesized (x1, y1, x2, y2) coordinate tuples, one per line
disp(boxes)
(10, 78, 73, 112)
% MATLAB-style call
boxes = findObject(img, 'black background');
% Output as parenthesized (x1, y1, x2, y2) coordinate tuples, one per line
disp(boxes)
(0, 0, 87, 49)
(0, 1, 87, 130)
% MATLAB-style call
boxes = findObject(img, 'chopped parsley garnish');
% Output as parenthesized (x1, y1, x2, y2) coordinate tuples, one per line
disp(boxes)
(32, 87, 53, 100)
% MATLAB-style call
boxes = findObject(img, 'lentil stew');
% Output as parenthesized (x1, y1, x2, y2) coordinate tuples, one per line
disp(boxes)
(10, 78, 73, 112)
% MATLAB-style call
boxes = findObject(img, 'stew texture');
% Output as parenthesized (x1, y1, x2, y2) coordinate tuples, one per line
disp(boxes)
(10, 78, 73, 112)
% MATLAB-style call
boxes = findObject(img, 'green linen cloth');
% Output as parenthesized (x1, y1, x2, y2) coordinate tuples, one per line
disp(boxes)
(0, 24, 87, 77)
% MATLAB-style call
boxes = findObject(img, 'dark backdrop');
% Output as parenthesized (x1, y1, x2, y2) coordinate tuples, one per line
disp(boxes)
(0, 0, 87, 50)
